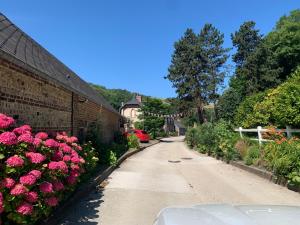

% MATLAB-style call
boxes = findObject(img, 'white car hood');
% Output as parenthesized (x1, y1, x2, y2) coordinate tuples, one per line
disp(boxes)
(154, 204, 300, 225)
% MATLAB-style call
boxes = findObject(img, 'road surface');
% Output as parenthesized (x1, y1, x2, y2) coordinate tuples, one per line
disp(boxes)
(60, 136, 300, 225)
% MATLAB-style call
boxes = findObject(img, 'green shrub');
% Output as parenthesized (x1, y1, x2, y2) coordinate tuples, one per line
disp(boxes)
(185, 127, 199, 148)
(127, 134, 140, 149)
(108, 150, 117, 166)
(244, 145, 260, 165)
(236, 68, 300, 128)
(234, 92, 267, 128)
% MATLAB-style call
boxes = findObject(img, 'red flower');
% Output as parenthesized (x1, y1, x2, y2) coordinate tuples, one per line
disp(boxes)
(0, 132, 17, 146)
(39, 182, 53, 194)
(53, 181, 65, 191)
(48, 161, 68, 174)
(63, 155, 71, 162)
(25, 191, 38, 203)
(13, 125, 32, 135)
(59, 143, 72, 154)
(1, 178, 15, 189)
(35, 132, 48, 140)
(18, 133, 34, 144)
(33, 138, 42, 148)
(6, 155, 24, 167)
(16, 202, 33, 215)
(20, 174, 37, 186)
(45, 139, 59, 148)
(0, 113, 15, 129)
(10, 184, 28, 196)
(45, 196, 59, 207)
(52, 150, 63, 161)
(26, 152, 46, 164)
(28, 170, 42, 179)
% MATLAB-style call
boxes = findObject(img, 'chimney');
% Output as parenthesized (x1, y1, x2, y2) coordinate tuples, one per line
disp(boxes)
(136, 95, 142, 103)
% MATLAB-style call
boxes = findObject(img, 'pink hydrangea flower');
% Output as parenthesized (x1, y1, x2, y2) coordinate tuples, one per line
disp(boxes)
(71, 150, 79, 158)
(70, 169, 80, 178)
(48, 161, 68, 174)
(53, 181, 65, 191)
(52, 150, 63, 161)
(25, 191, 38, 203)
(45, 196, 59, 207)
(16, 202, 33, 215)
(28, 170, 42, 179)
(13, 125, 32, 135)
(39, 182, 53, 194)
(45, 139, 59, 148)
(33, 138, 42, 148)
(6, 155, 24, 167)
(66, 175, 77, 185)
(10, 184, 28, 196)
(69, 136, 78, 143)
(26, 152, 46, 164)
(35, 132, 48, 140)
(0, 132, 17, 146)
(17, 133, 34, 144)
(1, 178, 15, 189)
(0, 113, 15, 129)
(63, 155, 71, 162)
(71, 164, 80, 171)
(59, 143, 72, 153)
(76, 145, 82, 151)
(71, 156, 80, 164)
(0, 192, 4, 213)
(20, 174, 37, 186)
(56, 134, 65, 141)
(79, 157, 85, 164)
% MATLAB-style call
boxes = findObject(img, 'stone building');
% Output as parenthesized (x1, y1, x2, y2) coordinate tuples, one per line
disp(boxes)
(120, 95, 142, 130)
(0, 13, 122, 143)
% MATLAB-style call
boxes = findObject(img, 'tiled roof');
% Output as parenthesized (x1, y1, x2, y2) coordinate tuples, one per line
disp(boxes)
(124, 98, 141, 106)
(0, 13, 118, 114)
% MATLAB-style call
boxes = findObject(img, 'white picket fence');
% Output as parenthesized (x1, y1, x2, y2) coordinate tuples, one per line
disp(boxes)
(234, 126, 300, 145)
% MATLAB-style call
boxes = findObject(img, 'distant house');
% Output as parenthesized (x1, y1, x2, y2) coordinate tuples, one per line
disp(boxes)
(164, 118, 186, 136)
(120, 95, 142, 130)
(0, 13, 122, 143)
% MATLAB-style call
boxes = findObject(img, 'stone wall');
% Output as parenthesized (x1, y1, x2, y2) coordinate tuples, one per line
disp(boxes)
(0, 59, 120, 142)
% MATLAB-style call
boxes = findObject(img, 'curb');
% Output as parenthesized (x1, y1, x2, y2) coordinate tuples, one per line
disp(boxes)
(229, 161, 300, 193)
(230, 161, 273, 181)
(41, 139, 161, 225)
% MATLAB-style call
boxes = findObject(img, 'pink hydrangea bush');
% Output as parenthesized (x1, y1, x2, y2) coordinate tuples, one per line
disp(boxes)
(0, 113, 99, 224)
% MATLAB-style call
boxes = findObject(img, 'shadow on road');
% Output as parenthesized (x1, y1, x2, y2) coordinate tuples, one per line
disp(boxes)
(160, 140, 174, 143)
(59, 187, 104, 224)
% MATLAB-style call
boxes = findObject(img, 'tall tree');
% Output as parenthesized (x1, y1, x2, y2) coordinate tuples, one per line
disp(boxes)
(231, 21, 262, 68)
(199, 24, 229, 112)
(166, 26, 228, 123)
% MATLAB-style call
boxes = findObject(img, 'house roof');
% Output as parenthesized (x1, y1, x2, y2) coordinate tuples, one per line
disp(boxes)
(121, 97, 141, 109)
(0, 13, 118, 114)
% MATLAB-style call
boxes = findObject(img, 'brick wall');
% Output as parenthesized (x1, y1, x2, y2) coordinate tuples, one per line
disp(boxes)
(76, 100, 120, 143)
(0, 59, 120, 142)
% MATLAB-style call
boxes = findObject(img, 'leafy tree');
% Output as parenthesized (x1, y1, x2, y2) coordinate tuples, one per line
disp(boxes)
(138, 98, 170, 137)
(90, 84, 134, 110)
(199, 24, 230, 111)
(231, 21, 262, 67)
(166, 25, 228, 123)
(265, 9, 300, 81)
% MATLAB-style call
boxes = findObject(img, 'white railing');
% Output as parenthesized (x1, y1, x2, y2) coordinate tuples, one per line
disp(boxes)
(234, 126, 300, 145)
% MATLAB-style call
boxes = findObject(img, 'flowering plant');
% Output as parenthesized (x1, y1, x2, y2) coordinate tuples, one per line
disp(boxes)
(0, 113, 99, 224)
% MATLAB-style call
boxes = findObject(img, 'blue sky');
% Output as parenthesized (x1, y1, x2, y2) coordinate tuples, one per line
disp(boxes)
(2, 1, 299, 98)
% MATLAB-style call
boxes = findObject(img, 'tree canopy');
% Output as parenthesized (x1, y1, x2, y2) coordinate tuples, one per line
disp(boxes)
(166, 24, 229, 123)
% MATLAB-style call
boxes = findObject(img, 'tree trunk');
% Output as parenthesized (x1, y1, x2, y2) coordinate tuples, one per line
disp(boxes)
(196, 100, 205, 124)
